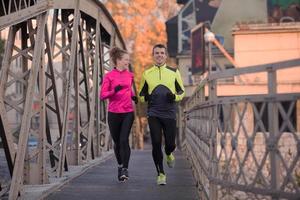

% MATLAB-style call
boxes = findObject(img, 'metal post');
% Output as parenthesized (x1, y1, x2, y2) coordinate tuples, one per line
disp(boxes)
(39, 46, 49, 184)
(95, 12, 101, 156)
(57, 1, 80, 177)
(87, 17, 100, 160)
(9, 12, 48, 200)
(268, 68, 280, 200)
(104, 30, 116, 152)
(0, 26, 17, 176)
(208, 41, 218, 200)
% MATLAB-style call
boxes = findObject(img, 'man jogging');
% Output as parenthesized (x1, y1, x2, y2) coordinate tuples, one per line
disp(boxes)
(139, 44, 185, 185)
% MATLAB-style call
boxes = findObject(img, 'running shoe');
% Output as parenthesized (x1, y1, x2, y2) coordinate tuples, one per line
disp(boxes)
(118, 167, 122, 181)
(166, 153, 175, 168)
(120, 168, 129, 181)
(157, 173, 166, 185)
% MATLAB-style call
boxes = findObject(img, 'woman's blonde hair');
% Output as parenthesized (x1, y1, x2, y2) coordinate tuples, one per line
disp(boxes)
(110, 47, 128, 65)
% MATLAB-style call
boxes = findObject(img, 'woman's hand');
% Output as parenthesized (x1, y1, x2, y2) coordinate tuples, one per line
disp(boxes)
(114, 85, 122, 93)
(131, 96, 138, 104)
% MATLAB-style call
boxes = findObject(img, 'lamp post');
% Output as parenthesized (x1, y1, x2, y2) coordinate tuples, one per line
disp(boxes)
(204, 28, 218, 200)
(204, 29, 215, 74)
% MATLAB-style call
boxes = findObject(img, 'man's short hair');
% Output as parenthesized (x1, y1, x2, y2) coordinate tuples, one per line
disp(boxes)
(152, 44, 167, 55)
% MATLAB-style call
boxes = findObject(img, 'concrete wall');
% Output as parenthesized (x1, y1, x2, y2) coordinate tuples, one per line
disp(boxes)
(233, 23, 300, 94)
(211, 0, 268, 50)
(177, 54, 196, 97)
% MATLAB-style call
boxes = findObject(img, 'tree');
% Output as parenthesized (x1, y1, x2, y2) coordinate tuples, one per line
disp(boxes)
(104, 0, 180, 87)
(104, 1, 180, 149)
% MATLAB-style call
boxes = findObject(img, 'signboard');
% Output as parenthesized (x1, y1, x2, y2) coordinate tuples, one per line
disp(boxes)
(191, 23, 205, 75)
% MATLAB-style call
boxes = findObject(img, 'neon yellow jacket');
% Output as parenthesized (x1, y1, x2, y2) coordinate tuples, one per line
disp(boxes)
(139, 64, 185, 118)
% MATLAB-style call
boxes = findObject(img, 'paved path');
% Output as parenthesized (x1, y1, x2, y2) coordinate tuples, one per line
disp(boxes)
(46, 150, 199, 200)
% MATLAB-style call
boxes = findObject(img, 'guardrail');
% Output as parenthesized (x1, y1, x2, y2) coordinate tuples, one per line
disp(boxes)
(181, 58, 300, 199)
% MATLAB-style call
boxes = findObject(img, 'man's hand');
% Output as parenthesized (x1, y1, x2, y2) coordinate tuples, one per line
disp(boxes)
(131, 96, 138, 104)
(144, 93, 151, 102)
(166, 92, 175, 103)
(114, 85, 122, 93)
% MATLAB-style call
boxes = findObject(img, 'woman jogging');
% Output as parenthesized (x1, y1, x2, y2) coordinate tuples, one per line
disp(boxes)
(100, 47, 137, 182)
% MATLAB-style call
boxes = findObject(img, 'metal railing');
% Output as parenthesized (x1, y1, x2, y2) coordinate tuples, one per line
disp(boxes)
(181, 57, 300, 199)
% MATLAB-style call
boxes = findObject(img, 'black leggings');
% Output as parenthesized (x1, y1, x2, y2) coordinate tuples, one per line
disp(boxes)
(148, 116, 176, 175)
(108, 112, 134, 168)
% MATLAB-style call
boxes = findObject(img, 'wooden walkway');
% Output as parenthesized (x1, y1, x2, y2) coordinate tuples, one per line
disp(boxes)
(46, 150, 199, 200)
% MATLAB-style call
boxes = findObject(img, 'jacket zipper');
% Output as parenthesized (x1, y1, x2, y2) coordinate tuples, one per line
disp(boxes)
(159, 67, 161, 80)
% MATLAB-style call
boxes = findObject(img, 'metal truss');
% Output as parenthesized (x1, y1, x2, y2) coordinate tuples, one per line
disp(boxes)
(0, 0, 126, 199)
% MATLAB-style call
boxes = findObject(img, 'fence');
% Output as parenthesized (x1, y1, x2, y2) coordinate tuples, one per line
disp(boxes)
(181, 57, 300, 199)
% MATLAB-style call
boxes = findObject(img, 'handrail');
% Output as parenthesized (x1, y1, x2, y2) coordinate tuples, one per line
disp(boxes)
(181, 58, 300, 199)
(209, 58, 300, 81)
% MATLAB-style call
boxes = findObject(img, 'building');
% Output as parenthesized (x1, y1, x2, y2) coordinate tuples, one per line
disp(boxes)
(169, 1, 300, 198)
(166, 0, 300, 96)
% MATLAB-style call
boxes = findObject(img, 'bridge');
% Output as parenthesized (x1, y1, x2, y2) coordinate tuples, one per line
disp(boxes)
(0, 0, 300, 200)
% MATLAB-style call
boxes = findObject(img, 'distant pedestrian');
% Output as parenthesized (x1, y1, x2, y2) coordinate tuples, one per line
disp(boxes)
(100, 47, 138, 182)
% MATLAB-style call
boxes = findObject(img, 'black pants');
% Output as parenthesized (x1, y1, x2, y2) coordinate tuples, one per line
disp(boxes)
(108, 112, 134, 168)
(148, 116, 176, 175)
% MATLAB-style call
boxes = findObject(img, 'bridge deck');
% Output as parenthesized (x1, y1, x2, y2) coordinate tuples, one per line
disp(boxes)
(46, 150, 199, 200)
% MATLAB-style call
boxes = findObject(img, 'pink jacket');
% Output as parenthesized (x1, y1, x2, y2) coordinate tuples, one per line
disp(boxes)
(99, 68, 135, 113)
